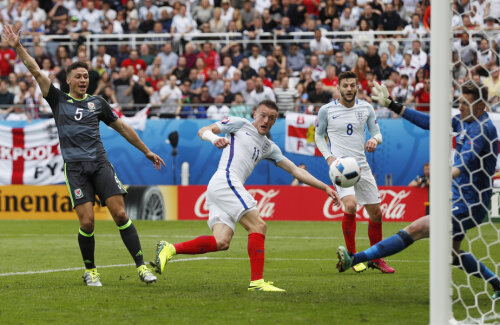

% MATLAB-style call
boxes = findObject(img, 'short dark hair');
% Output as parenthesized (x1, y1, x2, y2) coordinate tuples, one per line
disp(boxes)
(461, 81, 488, 102)
(338, 71, 358, 85)
(257, 100, 279, 112)
(67, 61, 89, 75)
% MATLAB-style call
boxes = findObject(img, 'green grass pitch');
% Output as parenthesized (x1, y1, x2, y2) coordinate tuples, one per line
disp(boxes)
(0, 220, 498, 324)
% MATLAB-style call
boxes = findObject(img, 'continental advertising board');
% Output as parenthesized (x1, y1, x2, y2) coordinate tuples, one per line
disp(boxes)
(0, 185, 178, 220)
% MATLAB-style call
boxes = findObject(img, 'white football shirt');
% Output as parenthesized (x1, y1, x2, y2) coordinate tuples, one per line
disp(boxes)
(315, 99, 381, 168)
(214, 117, 285, 183)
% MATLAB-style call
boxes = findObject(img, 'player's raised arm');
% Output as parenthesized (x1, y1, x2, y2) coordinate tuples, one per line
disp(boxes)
(315, 106, 336, 166)
(276, 157, 341, 206)
(371, 82, 429, 130)
(198, 123, 231, 149)
(109, 119, 166, 170)
(2, 24, 50, 97)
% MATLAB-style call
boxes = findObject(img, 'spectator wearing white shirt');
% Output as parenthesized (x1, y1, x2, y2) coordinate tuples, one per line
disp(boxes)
(409, 40, 428, 69)
(274, 76, 299, 115)
(310, 28, 333, 68)
(81, 0, 104, 34)
(217, 56, 238, 81)
(340, 7, 357, 31)
(23, 0, 46, 25)
(139, 0, 160, 22)
(248, 77, 276, 108)
(397, 52, 417, 84)
(159, 75, 182, 117)
(249, 45, 267, 73)
(305, 55, 326, 82)
(402, 13, 427, 50)
(392, 74, 414, 104)
(255, 0, 271, 15)
(220, 0, 235, 26)
(207, 94, 230, 120)
(170, 4, 196, 41)
(69, 0, 85, 22)
(476, 38, 496, 76)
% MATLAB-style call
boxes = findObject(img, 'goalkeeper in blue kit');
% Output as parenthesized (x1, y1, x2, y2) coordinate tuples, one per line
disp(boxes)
(336, 81, 500, 299)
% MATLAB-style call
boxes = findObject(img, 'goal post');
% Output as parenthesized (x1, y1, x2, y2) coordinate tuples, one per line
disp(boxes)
(429, 1, 452, 324)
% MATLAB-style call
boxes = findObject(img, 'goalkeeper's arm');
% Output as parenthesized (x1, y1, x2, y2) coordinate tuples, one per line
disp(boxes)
(371, 82, 430, 130)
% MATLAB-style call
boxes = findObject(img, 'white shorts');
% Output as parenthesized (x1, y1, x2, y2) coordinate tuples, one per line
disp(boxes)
(206, 173, 257, 231)
(334, 166, 381, 206)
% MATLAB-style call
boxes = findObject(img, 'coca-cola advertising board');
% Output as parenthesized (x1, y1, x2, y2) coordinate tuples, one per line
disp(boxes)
(178, 186, 428, 222)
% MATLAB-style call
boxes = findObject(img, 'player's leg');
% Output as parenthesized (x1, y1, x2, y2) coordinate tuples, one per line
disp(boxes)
(451, 209, 500, 298)
(337, 215, 429, 272)
(340, 195, 358, 253)
(239, 209, 285, 292)
(105, 194, 156, 283)
(364, 203, 395, 273)
(65, 162, 102, 286)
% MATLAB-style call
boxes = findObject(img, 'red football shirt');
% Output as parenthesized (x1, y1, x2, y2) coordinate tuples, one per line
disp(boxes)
(0, 48, 16, 76)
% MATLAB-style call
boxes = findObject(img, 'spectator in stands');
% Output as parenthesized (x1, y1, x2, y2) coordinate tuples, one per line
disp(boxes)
(319, 0, 338, 27)
(387, 43, 403, 68)
(239, 57, 257, 81)
(257, 67, 273, 88)
(158, 43, 178, 75)
(207, 94, 230, 119)
(321, 65, 339, 94)
(287, 44, 306, 74)
(264, 55, 279, 81)
(206, 70, 224, 98)
(49, 0, 70, 23)
(0, 79, 14, 106)
(222, 80, 234, 104)
(364, 44, 380, 70)
(308, 80, 332, 106)
(241, 0, 256, 29)
(181, 42, 197, 70)
(403, 13, 427, 50)
(14, 80, 28, 106)
(374, 53, 394, 81)
(483, 65, 500, 106)
(145, 56, 166, 77)
(159, 75, 182, 118)
(101, 2, 117, 23)
(171, 3, 196, 44)
(330, 51, 348, 73)
(218, 56, 237, 81)
(230, 92, 252, 118)
(476, 38, 496, 77)
(453, 32, 477, 67)
(121, 49, 147, 74)
(125, 0, 139, 22)
(307, 55, 326, 82)
(413, 67, 426, 90)
(242, 78, 255, 103)
(397, 52, 417, 84)
(310, 28, 334, 68)
(221, 0, 235, 26)
(231, 69, 247, 94)
(392, 74, 414, 104)
(248, 45, 266, 73)
(0, 39, 16, 78)
(274, 17, 296, 51)
(379, 2, 403, 31)
(127, 18, 140, 34)
(193, 0, 213, 26)
(114, 66, 133, 109)
(352, 56, 370, 92)
(409, 76, 431, 112)
(81, 0, 104, 34)
(198, 42, 220, 71)
(177, 79, 195, 118)
(410, 40, 428, 69)
(358, 3, 379, 30)
(139, 0, 160, 22)
(248, 76, 276, 108)
(130, 74, 154, 109)
(340, 6, 357, 31)
(139, 12, 156, 33)
(342, 41, 358, 70)
(196, 84, 214, 106)
(209, 7, 226, 33)
(173, 56, 190, 83)
(274, 76, 299, 115)
(261, 8, 277, 33)
(452, 51, 468, 81)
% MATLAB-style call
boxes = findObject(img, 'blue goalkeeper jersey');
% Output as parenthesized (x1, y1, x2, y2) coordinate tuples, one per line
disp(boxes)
(452, 112, 498, 208)
(402, 109, 498, 208)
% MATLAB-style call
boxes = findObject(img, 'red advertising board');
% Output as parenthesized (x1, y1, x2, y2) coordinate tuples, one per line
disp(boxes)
(178, 186, 428, 222)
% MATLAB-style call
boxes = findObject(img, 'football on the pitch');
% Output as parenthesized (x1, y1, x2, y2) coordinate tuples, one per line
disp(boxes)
(329, 157, 361, 188)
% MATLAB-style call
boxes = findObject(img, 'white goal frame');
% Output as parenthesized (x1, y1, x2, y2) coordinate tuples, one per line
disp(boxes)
(429, 1, 453, 324)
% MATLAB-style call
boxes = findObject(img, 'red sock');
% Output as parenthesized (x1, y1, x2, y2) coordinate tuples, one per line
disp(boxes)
(342, 213, 357, 253)
(248, 233, 265, 281)
(368, 220, 382, 246)
(173, 235, 218, 254)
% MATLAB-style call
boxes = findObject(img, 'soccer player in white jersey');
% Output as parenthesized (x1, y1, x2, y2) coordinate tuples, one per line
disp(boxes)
(155, 100, 340, 292)
(315, 71, 395, 274)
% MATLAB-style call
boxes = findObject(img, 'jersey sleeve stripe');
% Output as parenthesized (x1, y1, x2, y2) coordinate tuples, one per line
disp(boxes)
(225, 134, 249, 209)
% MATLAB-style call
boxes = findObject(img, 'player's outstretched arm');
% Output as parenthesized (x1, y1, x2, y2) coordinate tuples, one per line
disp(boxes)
(371, 82, 429, 130)
(277, 158, 341, 206)
(2, 25, 50, 97)
(110, 119, 166, 170)
(198, 123, 230, 149)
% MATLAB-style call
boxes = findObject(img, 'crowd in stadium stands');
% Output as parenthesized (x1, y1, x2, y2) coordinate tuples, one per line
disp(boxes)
(0, 0, 498, 120)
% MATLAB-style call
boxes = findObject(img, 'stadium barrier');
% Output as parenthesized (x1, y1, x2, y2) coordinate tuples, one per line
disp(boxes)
(0, 184, 427, 222)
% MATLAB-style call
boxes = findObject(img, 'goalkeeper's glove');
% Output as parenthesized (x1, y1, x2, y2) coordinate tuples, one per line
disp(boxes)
(371, 82, 403, 115)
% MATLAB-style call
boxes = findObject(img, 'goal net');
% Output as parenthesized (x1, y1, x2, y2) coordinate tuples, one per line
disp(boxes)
(435, 1, 500, 323)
